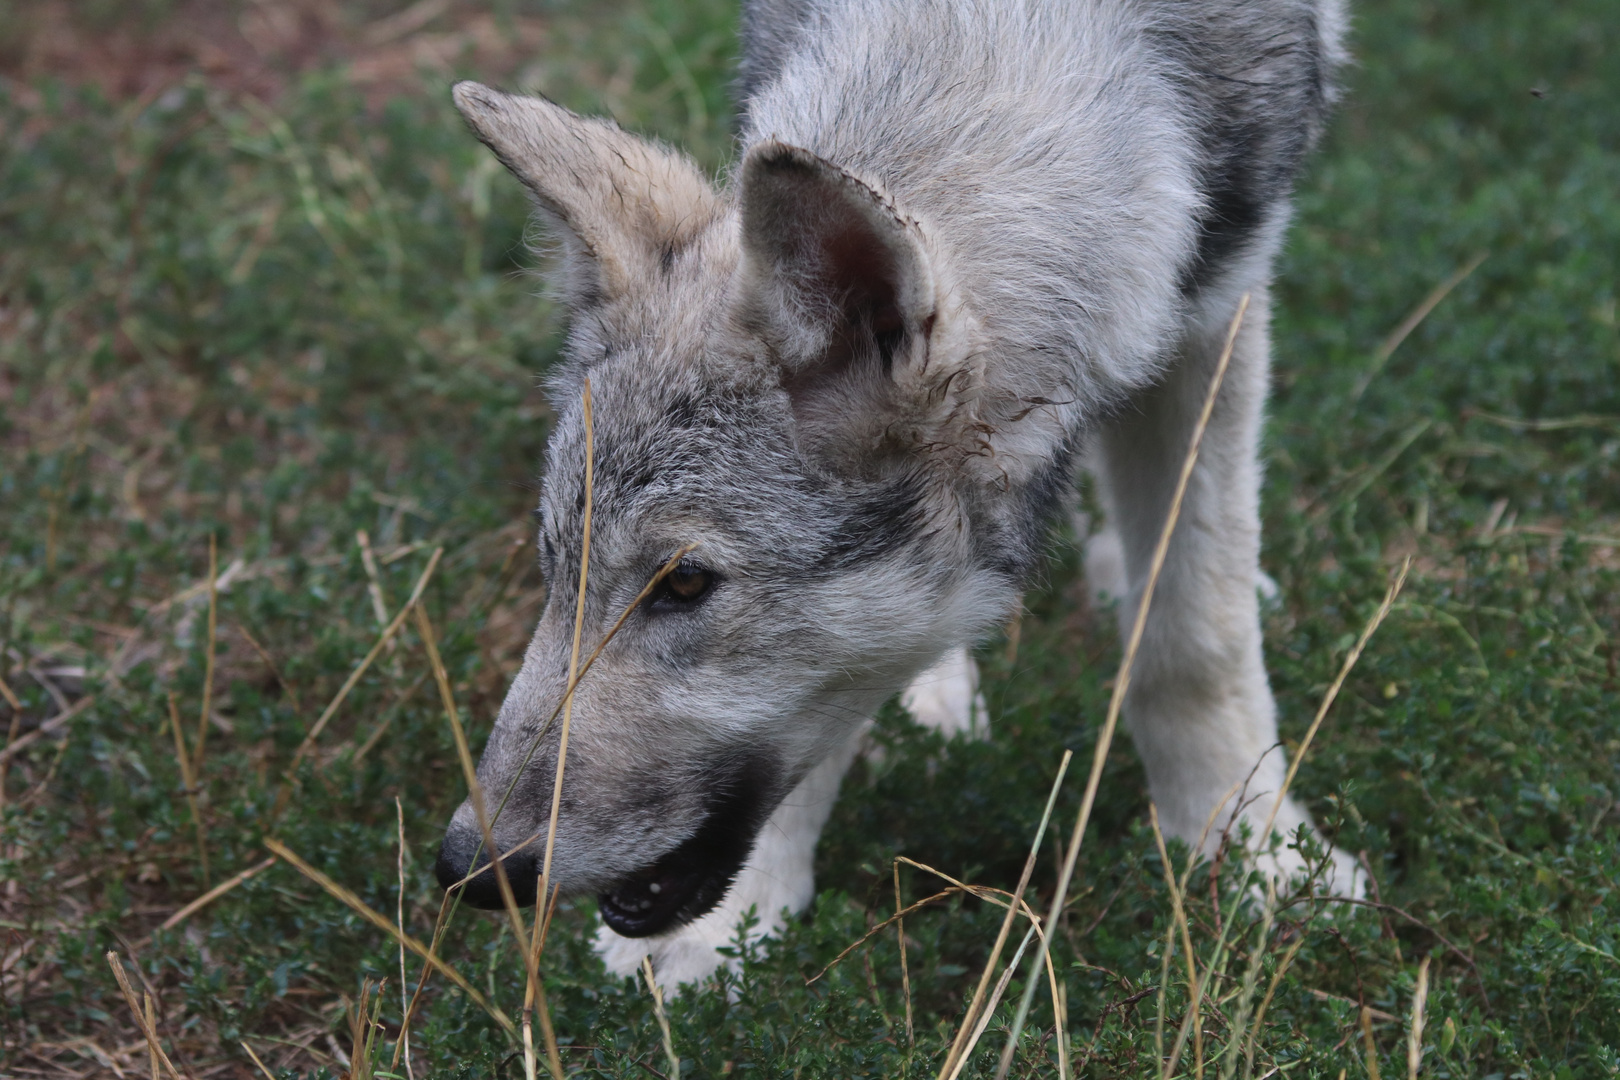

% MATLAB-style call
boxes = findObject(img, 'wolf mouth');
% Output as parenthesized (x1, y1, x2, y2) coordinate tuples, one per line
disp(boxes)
(597, 759, 775, 938)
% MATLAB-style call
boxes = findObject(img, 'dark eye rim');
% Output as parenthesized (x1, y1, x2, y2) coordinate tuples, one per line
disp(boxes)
(647, 557, 718, 611)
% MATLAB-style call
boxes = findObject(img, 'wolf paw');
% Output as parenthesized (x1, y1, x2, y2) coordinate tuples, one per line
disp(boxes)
(1235, 795, 1366, 902)
(900, 646, 987, 739)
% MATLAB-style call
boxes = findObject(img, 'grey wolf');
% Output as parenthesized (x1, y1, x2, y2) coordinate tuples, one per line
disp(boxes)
(436, 0, 1355, 989)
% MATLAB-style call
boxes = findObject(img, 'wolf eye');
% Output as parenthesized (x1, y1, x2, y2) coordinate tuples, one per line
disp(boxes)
(651, 561, 715, 608)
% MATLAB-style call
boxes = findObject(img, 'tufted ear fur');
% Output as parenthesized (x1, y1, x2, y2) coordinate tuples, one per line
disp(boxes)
(452, 81, 722, 308)
(736, 142, 938, 447)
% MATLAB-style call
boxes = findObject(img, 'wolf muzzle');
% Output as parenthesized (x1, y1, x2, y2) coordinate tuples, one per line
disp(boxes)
(435, 753, 782, 937)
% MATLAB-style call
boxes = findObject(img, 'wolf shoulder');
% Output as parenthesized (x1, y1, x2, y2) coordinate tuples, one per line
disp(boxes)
(739, 0, 1348, 180)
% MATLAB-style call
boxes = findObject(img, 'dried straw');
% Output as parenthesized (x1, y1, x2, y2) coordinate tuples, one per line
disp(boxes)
(1148, 804, 1201, 1078)
(105, 951, 182, 1080)
(1351, 252, 1487, 404)
(1407, 957, 1431, 1079)
(167, 693, 209, 887)
(642, 956, 680, 1079)
(241, 1040, 278, 1080)
(530, 377, 596, 1080)
(0, 693, 98, 765)
(156, 855, 278, 934)
(390, 546, 694, 1068)
(539, 377, 593, 936)
(414, 603, 552, 1068)
(274, 546, 443, 818)
(894, 861, 914, 1047)
(991, 295, 1251, 1074)
(938, 749, 1072, 1079)
(0, 671, 21, 711)
(262, 837, 517, 1036)
(1164, 557, 1411, 1080)
(194, 533, 218, 767)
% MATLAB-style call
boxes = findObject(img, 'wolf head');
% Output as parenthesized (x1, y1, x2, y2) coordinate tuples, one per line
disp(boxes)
(435, 84, 1054, 937)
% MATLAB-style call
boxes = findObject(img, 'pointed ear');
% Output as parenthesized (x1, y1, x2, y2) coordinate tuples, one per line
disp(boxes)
(737, 142, 936, 398)
(452, 81, 722, 307)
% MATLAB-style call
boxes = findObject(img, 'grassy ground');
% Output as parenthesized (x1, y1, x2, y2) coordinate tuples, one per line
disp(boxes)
(2, 0, 1617, 1076)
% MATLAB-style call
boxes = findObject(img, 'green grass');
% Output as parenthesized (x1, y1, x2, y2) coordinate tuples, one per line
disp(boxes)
(2, 0, 1617, 1076)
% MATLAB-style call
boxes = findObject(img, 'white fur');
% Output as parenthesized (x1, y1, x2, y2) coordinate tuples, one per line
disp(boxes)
(900, 646, 988, 740)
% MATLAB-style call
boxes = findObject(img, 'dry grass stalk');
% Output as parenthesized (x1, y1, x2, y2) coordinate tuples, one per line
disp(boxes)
(529, 378, 596, 1080)
(353, 670, 430, 764)
(809, 865, 1057, 992)
(1219, 878, 1278, 1080)
(1472, 410, 1620, 433)
(1242, 925, 1310, 1077)
(808, 886, 967, 984)
(262, 836, 518, 1035)
(940, 749, 1071, 1079)
(1148, 804, 1202, 1079)
(1362, 1005, 1383, 1080)
(414, 603, 555, 1069)
(1055, 979, 1071, 1079)
(0, 671, 21, 711)
(641, 956, 681, 1079)
(1252, 556, 1411, 853)
(357, 529, 395, 639)
(194, 533, 219, 767)
(896, 858, 1052, 930)
(0, 693, 98, 765)
(393, 892, 459, 1076)
(888, 857, 1067, 1080)
(540, 378, 594, 898)
(1407, 957, 1430, 1079)
(396, 796, 415, 1080)
(1149, 782, 1242, 1071)
(166, 692, 210, 887)
(390, 546, 694, 1073)
(523, 887, 546, 1080)
(895, 861, 915, 1048)
(1351, 252, 1488, 403)
(145, 992, 160, 1080)
(970, 919, 1071, 1080)
(274, 545, 443, 818)
(954, 922, 1038, 1076)
(523, 881, 564, 1080)
(155, 854, 277, 935)
(1, 672, 22, 805)
(991, 295, 1250, 1074)
(241, 1039, 278, 1079)
(1167, 561, 1411, 1080)
(1163, 482, 1409, 1080)
(104, 951, 182, 1080)
(345, 977, 388, 1080)
(418, 599, 559, 1078)
(486, 541, 697, 833)
(236, 621, 301, 715)
(990, 751, 1076, 1077)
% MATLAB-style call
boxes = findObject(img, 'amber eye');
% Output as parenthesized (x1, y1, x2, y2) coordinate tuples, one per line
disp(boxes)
(653, 561, 715, 608)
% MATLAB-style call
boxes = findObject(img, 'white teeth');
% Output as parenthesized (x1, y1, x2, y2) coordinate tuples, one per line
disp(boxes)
(648, 882, 662, 894)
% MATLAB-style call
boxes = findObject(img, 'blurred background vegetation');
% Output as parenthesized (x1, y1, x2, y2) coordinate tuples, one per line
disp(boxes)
(0, 0, 1616, 1076)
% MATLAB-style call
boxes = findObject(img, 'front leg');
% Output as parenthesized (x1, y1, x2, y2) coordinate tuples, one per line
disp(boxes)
(1090, 288, 1361, 895)
(594, 726, 864, 991)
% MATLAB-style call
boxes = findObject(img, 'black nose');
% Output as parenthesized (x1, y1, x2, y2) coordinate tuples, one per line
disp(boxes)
(435, 825, 540, 909)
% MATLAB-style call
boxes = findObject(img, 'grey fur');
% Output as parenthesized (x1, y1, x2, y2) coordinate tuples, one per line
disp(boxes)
(438, 0, 1354, 988)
